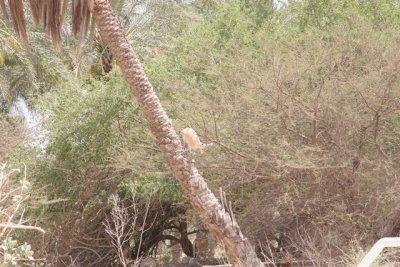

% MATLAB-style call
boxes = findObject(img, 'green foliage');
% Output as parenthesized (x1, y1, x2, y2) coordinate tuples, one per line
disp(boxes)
(0, 19, 71, 104)
(0, 1, 191, 264)
(290, 0, 400, 31)
(29, 67, 181, 212)
(1, 237, 34, 266)
(4, 0, 400, 264)
(147, 0, 400, 262)
(44, 75, 130, 169)
(118, 172, 182, 203)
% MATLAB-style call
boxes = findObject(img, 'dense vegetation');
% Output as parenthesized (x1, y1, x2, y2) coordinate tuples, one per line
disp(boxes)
(1, 0, 400, 266)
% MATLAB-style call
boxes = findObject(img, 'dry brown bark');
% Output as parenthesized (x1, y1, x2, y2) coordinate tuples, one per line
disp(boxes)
(92, 0, 262, 266)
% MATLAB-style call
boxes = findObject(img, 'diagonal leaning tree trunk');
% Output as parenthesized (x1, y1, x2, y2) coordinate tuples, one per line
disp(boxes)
(92, 1, 262, 266)
(1, 0, 262, 264)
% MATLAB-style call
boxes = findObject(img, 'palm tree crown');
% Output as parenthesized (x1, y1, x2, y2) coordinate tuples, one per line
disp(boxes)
(1, 0, 92, 50)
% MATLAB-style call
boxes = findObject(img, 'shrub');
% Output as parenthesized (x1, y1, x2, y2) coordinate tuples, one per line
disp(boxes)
(146, 1, 400, 263)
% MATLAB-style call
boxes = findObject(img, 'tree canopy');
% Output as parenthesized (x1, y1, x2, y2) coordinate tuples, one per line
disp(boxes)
(1, 0, 400, 265)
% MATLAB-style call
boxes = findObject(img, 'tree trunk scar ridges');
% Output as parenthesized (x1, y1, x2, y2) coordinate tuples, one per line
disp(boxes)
(93, 0, 263, 265)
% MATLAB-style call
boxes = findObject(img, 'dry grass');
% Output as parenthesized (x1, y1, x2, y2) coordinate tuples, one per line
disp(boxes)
(0, 117, 23, 163)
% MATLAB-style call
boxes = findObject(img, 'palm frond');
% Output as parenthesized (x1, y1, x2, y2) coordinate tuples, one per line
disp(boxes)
(28, 0, 43, 26)
(1, 0, 92, 50)
(8, 0, 28, 44)
(72, 0, 93, 39)
(45, 0, 63, 51)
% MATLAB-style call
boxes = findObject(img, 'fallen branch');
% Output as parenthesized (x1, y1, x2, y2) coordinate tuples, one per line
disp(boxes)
(0, 223, 45, 234)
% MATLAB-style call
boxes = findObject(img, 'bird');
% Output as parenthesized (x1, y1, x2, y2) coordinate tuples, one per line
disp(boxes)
(180, 128, 206, 154)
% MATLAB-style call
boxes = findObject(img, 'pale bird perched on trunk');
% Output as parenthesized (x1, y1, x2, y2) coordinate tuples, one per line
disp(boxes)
(180, 128, 209, 154)
(0, 1, 263, 264)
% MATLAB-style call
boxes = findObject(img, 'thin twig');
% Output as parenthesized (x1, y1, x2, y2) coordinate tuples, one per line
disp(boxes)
(0, 223, 45, 233)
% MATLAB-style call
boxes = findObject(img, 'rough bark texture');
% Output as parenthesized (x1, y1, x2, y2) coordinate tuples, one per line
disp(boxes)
(92, 1, 263, 266)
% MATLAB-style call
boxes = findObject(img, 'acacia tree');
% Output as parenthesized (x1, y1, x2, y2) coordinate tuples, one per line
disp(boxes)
(0, 0, 262, 265)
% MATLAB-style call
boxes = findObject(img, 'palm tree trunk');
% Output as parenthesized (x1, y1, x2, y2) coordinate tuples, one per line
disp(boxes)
(92, 1, 263, 266)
